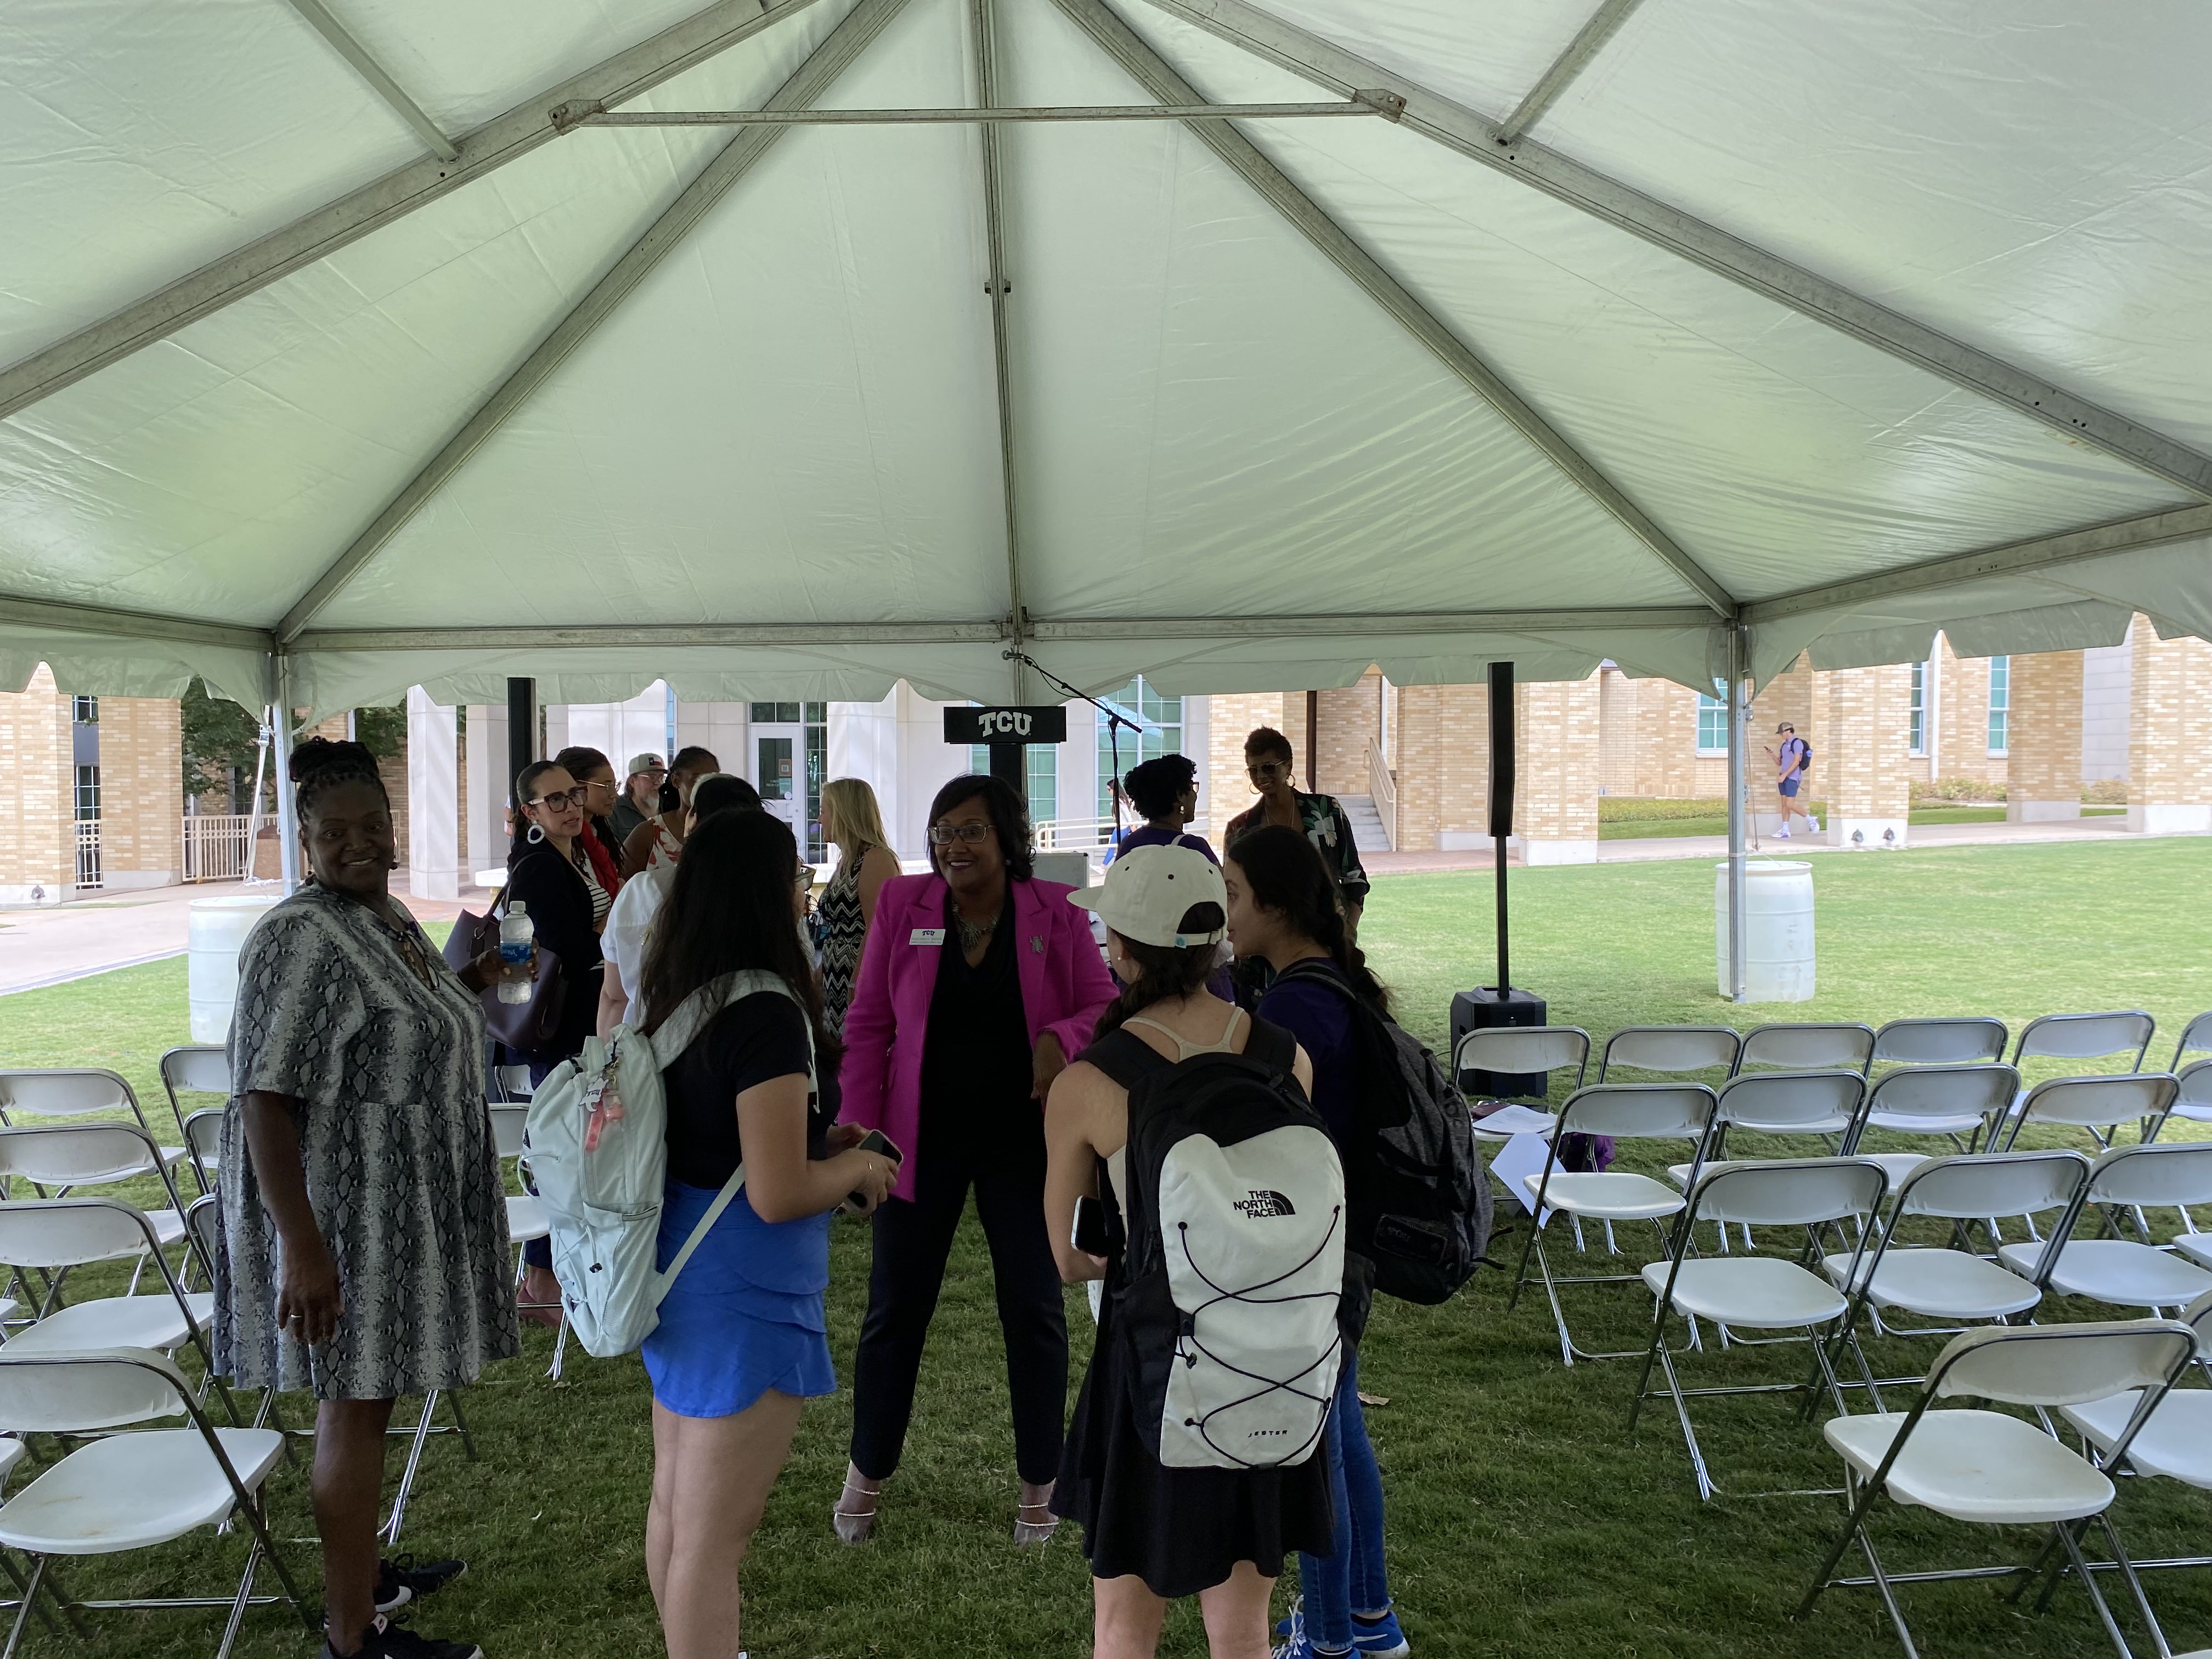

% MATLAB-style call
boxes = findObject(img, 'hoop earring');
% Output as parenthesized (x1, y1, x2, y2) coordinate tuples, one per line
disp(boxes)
(527, 822, 546, 844)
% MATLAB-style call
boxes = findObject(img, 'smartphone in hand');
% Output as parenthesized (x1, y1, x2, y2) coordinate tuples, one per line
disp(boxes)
(1071, 1195, 1110, 1257)
(844, 1130, 902, 1213)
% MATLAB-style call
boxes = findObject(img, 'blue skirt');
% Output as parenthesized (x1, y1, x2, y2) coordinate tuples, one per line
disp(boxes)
(641, 1179, 836, 1420)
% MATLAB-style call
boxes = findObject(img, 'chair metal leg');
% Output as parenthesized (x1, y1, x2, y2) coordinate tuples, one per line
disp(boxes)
(2095, 1511, 2173, 1659)
(445, 1387, 478, 1460)
(216, 1533, 262, 1659)
(382, 1392, 438, 1546)
(2051, 1516, 2142, 1659)
(1853, 1519, 1922, 1659)
(1, 1558, 44, 1659)
(0, 1555, 65, 1642)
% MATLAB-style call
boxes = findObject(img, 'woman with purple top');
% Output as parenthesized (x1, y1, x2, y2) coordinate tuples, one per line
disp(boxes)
(1221, 825, 1411, 1659)
(1114, 755, 1216, 862)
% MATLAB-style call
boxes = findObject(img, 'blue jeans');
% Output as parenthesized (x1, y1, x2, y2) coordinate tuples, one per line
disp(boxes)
(1300, 1352, 1391, 1651)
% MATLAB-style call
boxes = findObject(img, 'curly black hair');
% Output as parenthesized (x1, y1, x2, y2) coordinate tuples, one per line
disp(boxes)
(926, 773, 1034, 883)
(1124, 754, 1197, 821)
(290, 737, 387, 820)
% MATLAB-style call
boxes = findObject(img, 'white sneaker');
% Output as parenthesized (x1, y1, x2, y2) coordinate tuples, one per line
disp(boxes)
(1809, 817, 1820, 832)
(1775, 826, 1790, 838)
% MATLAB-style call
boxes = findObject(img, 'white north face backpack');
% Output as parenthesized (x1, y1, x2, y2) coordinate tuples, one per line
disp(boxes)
(524, 969, 811, 1358)
(1087, 1016, 1370, 1470)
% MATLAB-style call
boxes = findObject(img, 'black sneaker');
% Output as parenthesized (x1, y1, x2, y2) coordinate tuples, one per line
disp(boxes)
(324, 1616, 482, 1659)
(375, 1554, 467, 1614)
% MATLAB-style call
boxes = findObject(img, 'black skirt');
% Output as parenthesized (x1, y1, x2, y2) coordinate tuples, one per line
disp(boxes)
(1054, 1271, 1333, 1597)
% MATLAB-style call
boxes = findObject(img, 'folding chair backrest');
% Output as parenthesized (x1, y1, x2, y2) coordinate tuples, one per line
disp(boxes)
(489, 1104, 529, 1161)
(0, 1067, 148, 1124)
(1688, 1157, 1887, 1228)
(0, 1122, 162, 1187)
(0, 1349, 190, 1433)
(160, 1046, 232, 1097)
(1454, 1026, 1590, 1088)
(1895, 1150, 2091, 1223)
(1554, 1083, 1716, 1143)
(2018, 1073, 2177, 1131)
(183, 1109, 223, 1166)
(1714, 1070, 1864, 1136)
(2085, 1142, 2212, 1211)
(2171, 1012, 2212, 1075)
(490, 1063, 533, 1103)
(2176, 1058, 2212, 1113)
(185, 1193, 220, 1267)
(1871, 1017, 2007, 1068)
(1930, 1319, 2196, 1407)
(1862, 1063, 2019, 1128)
(1600, 1025, 1740, 1079)
(2013, 1011, 2154, 1069)
(0, 1196, 162, 1269)
(1737, 1023, 1875, 1074)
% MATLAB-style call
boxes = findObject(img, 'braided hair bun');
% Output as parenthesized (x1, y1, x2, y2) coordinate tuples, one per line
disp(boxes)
(290, 736, 387, 817)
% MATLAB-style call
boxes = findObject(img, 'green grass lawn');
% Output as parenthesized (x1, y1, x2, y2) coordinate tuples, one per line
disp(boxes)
(1598, 804, 2129, 839)
(3, 837, 2211, 1657)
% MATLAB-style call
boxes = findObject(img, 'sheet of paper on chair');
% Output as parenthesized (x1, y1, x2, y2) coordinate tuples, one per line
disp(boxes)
(1473, 1104, 1556, 1137)
(1487, 1131, 1555, 1225)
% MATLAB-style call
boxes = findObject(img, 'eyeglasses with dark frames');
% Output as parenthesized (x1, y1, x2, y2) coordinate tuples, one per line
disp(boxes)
(927, 822, 994, 846)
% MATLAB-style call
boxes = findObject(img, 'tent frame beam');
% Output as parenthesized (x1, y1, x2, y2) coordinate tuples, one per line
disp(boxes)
(273, 0, 911, 646)
(283, 0, 458, 161)
(1052, 0, 1735, 617)
(1138, 0, 2212, 503)
(970, 0, 1028, 696)
(1497, 0, 1644, 144)
(0, 0, 825, 422)
(558, 97, 1401, 125)
(0, 592, 272, 653)
(1745, 503, 2212, 625)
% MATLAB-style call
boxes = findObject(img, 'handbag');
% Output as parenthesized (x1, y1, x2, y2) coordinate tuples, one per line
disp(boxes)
(443, 884, 567, 1054)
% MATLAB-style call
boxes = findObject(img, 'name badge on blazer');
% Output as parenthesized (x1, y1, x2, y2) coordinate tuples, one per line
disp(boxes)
(910, 927, 947, 946)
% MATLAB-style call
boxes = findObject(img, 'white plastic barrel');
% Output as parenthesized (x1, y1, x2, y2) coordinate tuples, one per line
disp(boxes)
(1713, 859, 1815, 1002)
(188, 894, 283, 1044)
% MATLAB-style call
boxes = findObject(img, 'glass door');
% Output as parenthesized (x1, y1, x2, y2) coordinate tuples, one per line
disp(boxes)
(755, 731, 800, 836)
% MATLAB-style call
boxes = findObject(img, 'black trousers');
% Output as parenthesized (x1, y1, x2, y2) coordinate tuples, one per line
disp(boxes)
(849, 1142, 1069, 1484)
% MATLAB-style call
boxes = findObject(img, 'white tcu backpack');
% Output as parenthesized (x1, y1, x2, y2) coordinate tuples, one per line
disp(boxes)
(524, 969, 811, 1358)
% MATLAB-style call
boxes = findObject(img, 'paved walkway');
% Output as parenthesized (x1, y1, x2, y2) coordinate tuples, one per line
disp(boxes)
(0, 881, 477, 996)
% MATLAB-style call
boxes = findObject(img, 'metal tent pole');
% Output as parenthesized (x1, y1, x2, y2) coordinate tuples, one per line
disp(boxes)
(1724, 628, 1748, 1003)
(272, 659, 302, 895)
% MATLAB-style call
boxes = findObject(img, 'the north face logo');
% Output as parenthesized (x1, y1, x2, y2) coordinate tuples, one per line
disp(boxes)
(1232, 1189, 1296, 1218)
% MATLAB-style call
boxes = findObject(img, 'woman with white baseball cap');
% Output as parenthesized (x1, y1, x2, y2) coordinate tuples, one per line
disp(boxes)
(1045, 843, 1333, 1659)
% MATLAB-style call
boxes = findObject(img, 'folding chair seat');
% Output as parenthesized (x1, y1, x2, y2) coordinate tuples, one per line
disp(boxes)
(1598, 1024, 1741, 1083)
(489, 1105, 553, 1263)
(1630, 1158, 1889, 1501)
(158, 1046, 230, 1192)
(0, 1348, 314, 1658)
(1506, 1083, 1716, 1366)
(1664, 1070, 1866, 1187)
(1453, 1026, 1589, 1143)
(1870, 1015, 2008, 1071)
(0, 1123, 194, 1260)
(1796, 1320, 2199, 1659)
(1843, 1063, 2018, 1179)
(2001, 1143, 2212, 1314)
(1735, 1022, 1875, 1077)
(0, 1069, 189, 1186)
(0, 1199, 219, 1368)
(2166, 1012, 2212, 1081)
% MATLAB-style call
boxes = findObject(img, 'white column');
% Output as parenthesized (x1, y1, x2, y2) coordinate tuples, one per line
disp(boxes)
(1182, 695, 1211, 831)
(465, 704, 508, 882)
(407, 687, 460, 900)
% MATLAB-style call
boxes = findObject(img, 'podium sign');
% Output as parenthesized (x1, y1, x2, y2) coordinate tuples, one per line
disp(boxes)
(943, 706, 1069, 745)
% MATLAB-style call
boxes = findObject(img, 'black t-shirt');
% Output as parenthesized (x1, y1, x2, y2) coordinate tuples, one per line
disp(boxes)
(662, 992, 831, 1188)
(918, 894, 1037, 1167)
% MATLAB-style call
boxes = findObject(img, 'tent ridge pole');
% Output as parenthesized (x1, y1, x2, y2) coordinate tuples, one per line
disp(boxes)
(1051, 0, 1735, 618)
(970, 0, 1028, 703)
(1496, 0, 1644, 144)
(283, 0, 459, 161)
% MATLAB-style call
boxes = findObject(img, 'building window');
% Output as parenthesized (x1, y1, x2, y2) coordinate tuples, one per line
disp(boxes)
(71, 695, 99, 725)
(1908, 662, 1927, 755)
(1097, 679, 1182, 820)
(970, 742, 1059, 817)
(1987, 656, 2010, 754)
(74, 764, 101, 821)
(1695, 687, 1728, 754)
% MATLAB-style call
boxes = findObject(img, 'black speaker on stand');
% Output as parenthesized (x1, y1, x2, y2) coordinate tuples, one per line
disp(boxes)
(1451, 660, 1550, 1097)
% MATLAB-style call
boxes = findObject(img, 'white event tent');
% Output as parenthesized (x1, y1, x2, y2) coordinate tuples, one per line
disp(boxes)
(4, 0, 2210, 946)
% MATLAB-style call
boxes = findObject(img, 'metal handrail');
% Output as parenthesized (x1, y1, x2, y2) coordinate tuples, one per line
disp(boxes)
(1365, 736, 1397, 851)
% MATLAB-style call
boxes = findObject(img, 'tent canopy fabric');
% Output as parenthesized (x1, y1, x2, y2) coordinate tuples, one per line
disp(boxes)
(2, 0, 2207, 718)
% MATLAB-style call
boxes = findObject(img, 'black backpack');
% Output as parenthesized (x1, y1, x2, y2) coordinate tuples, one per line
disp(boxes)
(1797, 738, 1813, 776)
(1086, 1017, 1372, 1470)
(1272, 962, 1495, 1305)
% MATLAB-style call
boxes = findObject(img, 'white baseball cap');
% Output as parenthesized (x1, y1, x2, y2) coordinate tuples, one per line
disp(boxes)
(1068, 843, 1227, 948)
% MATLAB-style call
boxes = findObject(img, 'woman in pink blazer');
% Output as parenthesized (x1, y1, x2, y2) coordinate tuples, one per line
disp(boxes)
(835, 774, 1115, 1547)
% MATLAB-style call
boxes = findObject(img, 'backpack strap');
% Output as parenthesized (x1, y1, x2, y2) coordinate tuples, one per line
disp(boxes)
(1241, 1013, 1300, 1076)
(1082, 1026, 1171, 1091)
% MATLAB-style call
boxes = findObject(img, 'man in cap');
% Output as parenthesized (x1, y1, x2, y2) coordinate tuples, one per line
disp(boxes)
(609, 752, 666, 845)
(1765, 723, 1815, 839)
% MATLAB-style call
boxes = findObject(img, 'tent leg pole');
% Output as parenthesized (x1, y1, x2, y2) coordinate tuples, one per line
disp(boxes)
(272, 656, 302, 898)
(1725, 625, 1747, 1005)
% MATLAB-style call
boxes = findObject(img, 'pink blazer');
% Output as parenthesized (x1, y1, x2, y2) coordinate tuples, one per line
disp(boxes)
(838, 873, 1117, 1201)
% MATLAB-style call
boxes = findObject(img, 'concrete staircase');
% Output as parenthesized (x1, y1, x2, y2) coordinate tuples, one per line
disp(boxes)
(1338, 794, 1392, 854)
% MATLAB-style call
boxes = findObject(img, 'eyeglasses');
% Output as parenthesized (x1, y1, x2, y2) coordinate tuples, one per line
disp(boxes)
(928, 822, 994, 846)
(795, 866, 817, 889)
(530, 787, 588, 810)
(1246, 761, 1290, 778)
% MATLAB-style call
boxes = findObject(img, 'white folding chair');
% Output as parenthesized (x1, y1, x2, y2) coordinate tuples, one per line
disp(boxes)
(1454, 1026, 1589, 1144)
(0, 1348, 315, 1659)
(2013, 1011, 2157, 1079)
(2000, 1072, 2179, 1156)
(1844, 1063, 2020, 1176)
(1823, 1152, 2092, 1402)
(1796, 1319, 2199, 1659)
(0, 1070, 188, 1187)
(157, 1047, 230, 1193)
(1736, 1023, 1876, 1076)
(1598, 1025, 1741, 1082)
(1665, 1071, 1867, 1257)
(2166, 1012, 2212, 1078)
(1870, 1016, 2008, 1070)
(489, 1104, 568, 1380)
(1506, 1084, 1717, 1365)
(2001, 1143, 2212, 1317)
(0, 1124, 196, 1285)
(1629, 1158, 1889, 1502)
(2156, 1057, 2212, 1134)
(180, 1110, 224, 1199)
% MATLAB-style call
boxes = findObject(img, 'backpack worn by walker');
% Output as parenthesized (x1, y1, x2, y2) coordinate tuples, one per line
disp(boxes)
(1272, 961, 1494, 1305)
(525, 969, 812, 1358)
(1087, 1015, 1370, 1472)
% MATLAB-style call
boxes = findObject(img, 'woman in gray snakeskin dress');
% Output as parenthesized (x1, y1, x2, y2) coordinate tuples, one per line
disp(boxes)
(216, 737, 518, 1659)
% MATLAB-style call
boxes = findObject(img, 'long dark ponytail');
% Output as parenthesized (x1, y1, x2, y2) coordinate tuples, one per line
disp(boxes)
(1226, 825, 1390, 1014)
(1091, 901, 1228, 1040)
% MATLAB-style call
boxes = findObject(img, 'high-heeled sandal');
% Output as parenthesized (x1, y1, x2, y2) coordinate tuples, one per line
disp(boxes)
(833, 1472, 881, 1545)
(1014, 1490, 1059, 1547)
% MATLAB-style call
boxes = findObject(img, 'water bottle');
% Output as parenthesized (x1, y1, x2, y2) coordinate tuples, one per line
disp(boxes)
(498, 901, 533, 1004)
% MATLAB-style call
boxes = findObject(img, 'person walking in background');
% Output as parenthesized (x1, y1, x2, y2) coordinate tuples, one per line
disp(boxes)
(599, 774, 764, 1038)
(1223, 727, 1368, 939)
(1765, 722, 1815, 839)
(1043, 844, 1332, 1659)
(834, 774, 1116, 1546)
(610, 752, 666, 845)
(622, 746, 721, 878)
(816, 777, 901, 1036)
(219, 737, 517, 1659)
(552, 745, 627, 901)
(1115, 755, 1216, 862)
(1221, 826, 1409, 1659)
(632, 808, 898, 1659)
